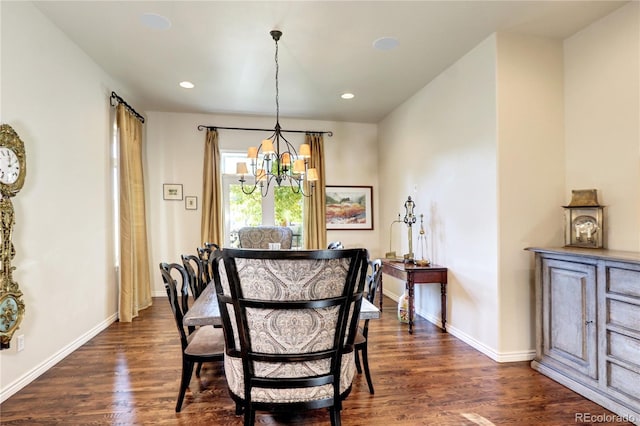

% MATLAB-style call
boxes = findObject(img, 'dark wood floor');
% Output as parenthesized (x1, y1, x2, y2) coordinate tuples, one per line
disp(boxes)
(1, 296, 630, 425)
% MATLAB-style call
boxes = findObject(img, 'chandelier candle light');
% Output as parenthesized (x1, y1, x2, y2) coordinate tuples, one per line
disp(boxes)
(236, 30, 318, 197)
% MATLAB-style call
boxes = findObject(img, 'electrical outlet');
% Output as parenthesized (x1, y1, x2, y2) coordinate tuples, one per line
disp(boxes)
(17, 334, 24, 352)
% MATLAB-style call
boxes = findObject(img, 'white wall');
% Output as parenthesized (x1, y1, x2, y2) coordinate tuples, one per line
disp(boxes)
(0, 2, 130, 401)
(378, 36, 501, 352)
(495, 33, 565, 356)
(564, 2, 640, 252)
(144, 111, 379, 296)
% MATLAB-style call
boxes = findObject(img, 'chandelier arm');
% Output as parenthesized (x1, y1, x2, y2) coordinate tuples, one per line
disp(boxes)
(239, 179, 258, 195)
(299, 182, 314, 198)
(285, 177, 302, 194)
(277, 132, 298, 157)
(261, 176, 273, 198)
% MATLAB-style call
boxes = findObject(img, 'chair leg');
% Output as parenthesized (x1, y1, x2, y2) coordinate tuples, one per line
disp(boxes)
(354, 347, 362, 374)
(195, 362, 203, 377)
(244, 407, 255, 426)
(329, 407, 341, 426)
(176, 359, 195, 412)
(235, 401, 244, 415)
(362, 343, 374, 394)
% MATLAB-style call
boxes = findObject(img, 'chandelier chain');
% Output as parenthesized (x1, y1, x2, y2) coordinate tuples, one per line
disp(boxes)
(274, 35, 279, 125)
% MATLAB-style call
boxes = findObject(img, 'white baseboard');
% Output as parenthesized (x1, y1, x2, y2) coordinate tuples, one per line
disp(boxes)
(383, 289, 535, 363)
(0, 313, 118, 404)
(440, 319, 535, 363)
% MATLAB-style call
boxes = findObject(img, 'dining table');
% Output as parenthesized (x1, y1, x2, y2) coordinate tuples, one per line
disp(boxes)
(183, 280, 381, 327)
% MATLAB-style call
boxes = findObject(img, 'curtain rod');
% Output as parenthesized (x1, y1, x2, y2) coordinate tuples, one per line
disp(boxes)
(197, 125, 332, 137)
(110, 91, 145, 124)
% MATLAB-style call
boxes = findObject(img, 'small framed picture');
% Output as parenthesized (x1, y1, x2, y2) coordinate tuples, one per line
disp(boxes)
(163, 184, 183, 200)
(325, 185, 373, 230)
(185, 196, 198, 210)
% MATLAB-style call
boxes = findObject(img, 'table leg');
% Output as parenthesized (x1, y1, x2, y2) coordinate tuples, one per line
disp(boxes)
(441, 282, 447, 333)
(379, 273, 384, 312)
(407, 278, 415, 334)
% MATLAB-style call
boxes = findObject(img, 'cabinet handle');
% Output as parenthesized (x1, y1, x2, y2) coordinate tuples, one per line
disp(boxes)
(585, 320, 594, 325)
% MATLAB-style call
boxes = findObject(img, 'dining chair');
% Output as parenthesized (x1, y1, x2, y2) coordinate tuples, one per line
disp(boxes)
(211, 248, 369, 426)
(237, 226, 293, 249)
(159, 262, 225, 412)
(181, 252, 216, 377)
(354, 258, 382, 394)
(197, 242, 219, 284)
(181, 254, 207, 299)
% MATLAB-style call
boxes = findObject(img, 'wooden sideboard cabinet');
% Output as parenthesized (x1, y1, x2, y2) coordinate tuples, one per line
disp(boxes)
(527, 247, 640, 424)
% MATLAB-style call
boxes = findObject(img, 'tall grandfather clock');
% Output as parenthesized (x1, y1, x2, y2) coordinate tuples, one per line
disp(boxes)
(0, 124, 26, 350)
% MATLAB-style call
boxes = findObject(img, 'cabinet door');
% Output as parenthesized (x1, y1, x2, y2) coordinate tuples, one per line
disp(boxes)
(541, 258, 598, 383)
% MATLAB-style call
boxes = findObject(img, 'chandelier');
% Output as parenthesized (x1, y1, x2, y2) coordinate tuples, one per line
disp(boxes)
(236, 30, 318, 197)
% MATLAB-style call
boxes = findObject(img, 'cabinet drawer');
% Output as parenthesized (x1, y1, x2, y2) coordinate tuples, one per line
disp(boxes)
(607, 266, 640, 299)
(607, 362, 640, 402)
(608, 299, 640, 331)
(608, 331, 640, 370)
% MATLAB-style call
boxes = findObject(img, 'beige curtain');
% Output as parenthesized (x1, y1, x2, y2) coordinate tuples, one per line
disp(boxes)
(201, 129, 223, 246)
(117, 104, 152, 322)
(303, 133, 327, 249)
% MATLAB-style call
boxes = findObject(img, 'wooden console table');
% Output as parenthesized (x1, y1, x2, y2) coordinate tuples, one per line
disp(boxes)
(381, 260, 448, 334)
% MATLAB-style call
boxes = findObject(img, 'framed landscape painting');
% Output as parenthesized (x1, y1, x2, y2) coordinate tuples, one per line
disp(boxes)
(325, 185, 373, 230)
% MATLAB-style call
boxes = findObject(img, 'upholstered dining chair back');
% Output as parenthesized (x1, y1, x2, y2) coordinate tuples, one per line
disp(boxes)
(211, 248, 369, 426)
(237, 226, 293, 249)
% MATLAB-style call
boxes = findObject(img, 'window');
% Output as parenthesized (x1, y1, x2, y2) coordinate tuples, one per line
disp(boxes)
(222, 152, 303, 248)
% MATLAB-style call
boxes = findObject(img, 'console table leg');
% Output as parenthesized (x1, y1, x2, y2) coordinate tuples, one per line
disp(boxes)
(441, 282, 447, 333)
(379, 274, 383, 312)
(407, 279, 415, 334)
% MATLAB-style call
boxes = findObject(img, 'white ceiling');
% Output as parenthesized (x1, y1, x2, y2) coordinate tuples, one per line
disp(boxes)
(34, 1, 627, 123)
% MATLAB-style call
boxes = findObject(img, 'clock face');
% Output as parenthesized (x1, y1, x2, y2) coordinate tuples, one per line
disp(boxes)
(0, 147, 20, 185)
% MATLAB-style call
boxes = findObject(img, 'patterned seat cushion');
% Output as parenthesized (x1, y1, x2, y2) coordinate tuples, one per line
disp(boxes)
(225, 352, 355, 403)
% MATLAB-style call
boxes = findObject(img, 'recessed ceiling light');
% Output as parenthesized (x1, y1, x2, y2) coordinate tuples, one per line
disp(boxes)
(179, 81, 195, 89)
(373, 36, 399, 51)
(341, 93, 355, 100)
(140, 13, 171, 30)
